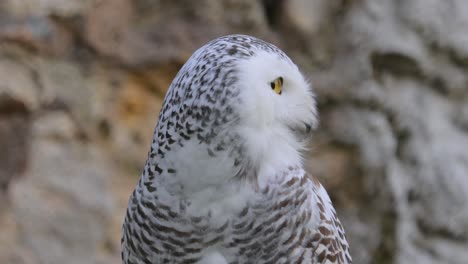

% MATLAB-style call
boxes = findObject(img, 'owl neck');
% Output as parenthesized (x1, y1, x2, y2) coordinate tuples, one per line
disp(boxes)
(136, 129, 304, 225)
(145, 134, 241, 193)
(236, 124, 305, 189)
(144, 124, 304, 198)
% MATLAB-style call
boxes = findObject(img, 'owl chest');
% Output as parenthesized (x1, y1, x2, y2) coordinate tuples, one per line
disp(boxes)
(219, 188, 315, 263)
(143, 184, 316, 263)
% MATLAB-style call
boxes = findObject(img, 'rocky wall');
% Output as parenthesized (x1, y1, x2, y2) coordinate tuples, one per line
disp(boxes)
(1, 1, 467, 263)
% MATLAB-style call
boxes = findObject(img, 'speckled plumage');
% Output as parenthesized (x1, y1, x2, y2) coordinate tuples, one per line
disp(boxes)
(121, 35, 352, 264)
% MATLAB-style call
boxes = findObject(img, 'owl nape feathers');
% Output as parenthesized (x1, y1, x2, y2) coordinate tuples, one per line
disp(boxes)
(121, 35, 352, 264)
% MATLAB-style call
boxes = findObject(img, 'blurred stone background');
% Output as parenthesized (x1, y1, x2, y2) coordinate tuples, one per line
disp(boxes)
(1, 0, 468, 263)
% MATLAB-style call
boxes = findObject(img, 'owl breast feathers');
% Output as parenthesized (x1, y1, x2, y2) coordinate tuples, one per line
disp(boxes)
(121, 34, 352, 264)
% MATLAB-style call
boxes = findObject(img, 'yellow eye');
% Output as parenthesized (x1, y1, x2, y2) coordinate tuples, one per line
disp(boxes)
(270, 77, 283, 95)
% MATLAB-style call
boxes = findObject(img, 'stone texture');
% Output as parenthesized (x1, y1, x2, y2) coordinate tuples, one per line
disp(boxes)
(0, 95, 30, 209)
(0, 0, 468, 263)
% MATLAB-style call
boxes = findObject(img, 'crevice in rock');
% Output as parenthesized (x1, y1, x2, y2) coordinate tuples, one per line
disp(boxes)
(37, 98, 90, 142)
(453, 116, 468, 135)
(429, 42, 468, 71)
(0, 94, 31, 207)
(48, 14, 99, 64)
(386, 111, 412, 162)
(417, 218, 468, 243)
(261, 0, 285, 29)
(371, 48, 468, 99)
(371, 51, 423, 79)
(98, 119, 112, 139)
(427, 77, 451, 97)
(0, 94, 29, 115)
(40, 98, 71, 112)
(372, 208, 397, 264)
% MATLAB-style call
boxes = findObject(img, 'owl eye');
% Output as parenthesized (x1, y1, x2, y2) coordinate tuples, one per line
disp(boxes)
(270, 77, 283, 95)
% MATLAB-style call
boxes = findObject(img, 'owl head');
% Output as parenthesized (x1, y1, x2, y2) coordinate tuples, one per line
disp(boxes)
(149, 35, 317, 190)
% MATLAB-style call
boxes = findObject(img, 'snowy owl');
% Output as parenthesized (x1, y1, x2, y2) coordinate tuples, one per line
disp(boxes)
(121, 35, 352, 264)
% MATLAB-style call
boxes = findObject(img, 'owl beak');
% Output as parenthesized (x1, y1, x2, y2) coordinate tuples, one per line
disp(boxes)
(289, 122, 314, 140)
(288, 121, 315, 140)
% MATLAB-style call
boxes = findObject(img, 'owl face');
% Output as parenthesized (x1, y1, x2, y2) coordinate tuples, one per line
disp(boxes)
(232, 49, 318, 185)
(235, 49, 317, 141)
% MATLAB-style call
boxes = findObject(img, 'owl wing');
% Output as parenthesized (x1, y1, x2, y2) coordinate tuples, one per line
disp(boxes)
(307, 175, 352, 264)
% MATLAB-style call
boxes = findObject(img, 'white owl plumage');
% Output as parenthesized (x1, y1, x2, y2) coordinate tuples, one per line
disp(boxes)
(121, 35, 352, 264)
